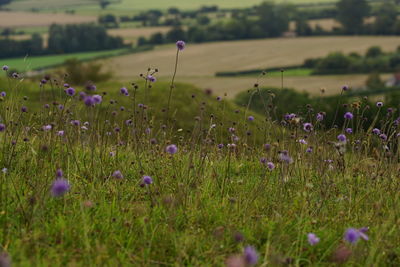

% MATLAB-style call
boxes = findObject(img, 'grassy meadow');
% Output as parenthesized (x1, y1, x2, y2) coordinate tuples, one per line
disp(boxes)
(0, 43, 400, 266)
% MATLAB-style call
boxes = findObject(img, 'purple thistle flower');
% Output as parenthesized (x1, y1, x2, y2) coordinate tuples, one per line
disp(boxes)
(316, 112, 324, 121)
(63, 83, 69, 88)
(2, 65, 9, 71)
(306, 147, 313, 153)
(379, 134, 387, 141)
(12, 72, 19, 79)
(79, 91, 87, 99)
(176, 40, 186, 51)
(65, 87, 75, 96)
(120, 87, 129, 96)
(337, 134, 347, 142)
(57, 130, 64, 136)
(43, 125, 52, 131)
(344, 228, 360, 244)
(112, 170, 123, 179)
(248, 116, 254, 121)
(71, 120, 80, 126)
(84, 96, 95, 106)
(0, 123, 5, 132)
(56, 168, 63, 178)
(267, 162, 275, 170)
(44, 103, 50, 109)
(142, 175, 153, 185)
(260, 157, 267, 164)
(358, 227, 369, 241)
(147, 75, 156, 83)
(344, 112, 353, 120)
(303, 123, 313, 132)
(264, 143, 271, 151)
(345, 128, 353, 134)
(342, 85, 349, 91)
(299, 139, 307, 145)
(218, 143, 224, 149)
(0, 91, 6, 97)
(21, 106, 27, 112)
(51, 178, 70, 197)
(228, 127, 235, 133)
(93, 94, 102, 104)
(166, 144, 178, 154)
(376, 101, 383, 108)
(243, 246, 258, 266)
(307, 233, 320, 246)
(279, 150, 293, 164)
(58, 104, 64, 110)
(372, 128, 380, 135)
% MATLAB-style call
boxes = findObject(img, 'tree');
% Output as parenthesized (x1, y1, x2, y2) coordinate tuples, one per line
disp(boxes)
(165, 26, 186, 43)
(336, 0, 370, 34)
(257, 2, 290, 37)
(365, 46, 383, 58)
(373, 1, 398, 35)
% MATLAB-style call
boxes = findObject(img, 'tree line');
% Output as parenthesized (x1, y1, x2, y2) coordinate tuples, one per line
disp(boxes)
(0, 24, 125, 59)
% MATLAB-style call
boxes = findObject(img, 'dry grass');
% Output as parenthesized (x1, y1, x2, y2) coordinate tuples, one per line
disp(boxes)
(107, 27, 171, 44)
(0, 11, 96, 28)
(104, 36, 400, 97)
(290, 17, 377, 32)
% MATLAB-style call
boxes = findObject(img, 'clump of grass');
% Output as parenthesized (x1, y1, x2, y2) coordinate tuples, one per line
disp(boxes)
(0, 42, 399, 266)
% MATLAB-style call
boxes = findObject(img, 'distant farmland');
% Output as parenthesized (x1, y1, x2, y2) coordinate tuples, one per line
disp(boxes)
(103, 36, 400, 96)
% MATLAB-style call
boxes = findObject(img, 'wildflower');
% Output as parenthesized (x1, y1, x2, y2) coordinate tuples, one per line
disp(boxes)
(12, 72, 19, 79)
(218, 144, 224, 149)
(299, 139, 307, 145)
(0, 91, 6, 97)
(248, 116, 254, 121)
(264, 143, 271, 151)
(147, 75, 156, 82)
(260, 157, 267, 164)
(120, 87, 129, 96)
(44, 104, 50, 109)
(306, 147, 313, 153)
(344, 228, 360, 244)
(344, 112, 353, 120)
(379, 134, 387, 141)
(166, 144, 178, 154)
(243, 246, 258, 266)
(337, 134, 347, 143)
(372, 128, 380, 135)
(345, 128, 353, 134)
(71, 120, 80, 126)
(125, 119, 133, 126)
(2, 65, 9, 71)
(307, 233, 320, 246)
(43, 125, 52, 131)
(63, 83, 69, 88)
(279, 150, 293, 164)
(0, 123, 5, 132)
(112, 170, 123, 179)
(65, 87, 75, 96)
(376, 101, 383, 108)
(176, 40, 186, 50)
(316, 112, 324, 121)
(57, 130, 64, 136)
(93, 94, 102, 104)
(84, 96, 95, 106)
(303, 123, 313, 132)
(21, 106, 27, 112)
(142, 175, 153, 185)
(51, 178, 70, 197)
(56, 168, 63, 178)
(267, 162, 275, 170)
(228, 127, 235, 133)
(85, 83, 96, 91)
(58, 104, 64, 110)
(342, 85, 349, 91)
(2, 168, 7, 174)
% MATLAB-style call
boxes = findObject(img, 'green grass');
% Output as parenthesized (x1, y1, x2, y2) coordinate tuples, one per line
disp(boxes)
(0, 48, 132, 73)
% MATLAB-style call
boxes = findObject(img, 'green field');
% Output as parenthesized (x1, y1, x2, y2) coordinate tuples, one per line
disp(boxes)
(0, 48, 131, 73)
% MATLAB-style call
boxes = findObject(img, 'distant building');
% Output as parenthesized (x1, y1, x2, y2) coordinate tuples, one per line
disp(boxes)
(386, 73, 400, 87)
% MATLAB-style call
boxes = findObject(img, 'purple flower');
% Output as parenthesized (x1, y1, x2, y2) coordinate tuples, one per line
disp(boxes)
(147, 75, 156, 83)
(176, 40, 186, 51)
(299, 139, 307, 145)
(264, 144, 271, 151)
(345, 128, 352, 134)
(65, 87, 75, 96)
(12, 72, 19, 79)
(43, 125, 52, 131)
(279, 150, 293, 164)
(260, 157, 267, 164)
(51, 178, 70, 197)
(379, 134, 387, 141)
(248, 116, 254, 121)
(344, 228, 369, 244)
(344, 112, 353, 120)
(306, 147, 313, 153)
(93, 94, 102, 104)
(342, 85, 349, 91)
(57, 130, 64, 136)
(316, 113, 324, 121)
(71, 120, 80, 126)
(376, 101, 383, 108)
(166, 144, 178, 154)
(0, 91, 6, 97)
(84, 96, 95, 106)
(2, 65, 9, 71)
(303, 123, 313, 132)
(0, 123, 5, 132)
(337, 134, 347, 142)
(243, 246, 258, 266)
(372, 128, 380, 135)
(267, 162, 275, 170)
(63, 83, 69, 88)
(56, 168, 63, 178)
(218, 144, 224, 149)
(112, 170, 123, 179)
(142, 175, 153, 185)
(58, 104, 64, 110)
(85, 83, 96, 91)
(120, 87, 129, 96)
(228, 127, 235, 133)
(44, 103, 50, 109)
(21, 106, 27, 112)
(307, 233, 320, 246)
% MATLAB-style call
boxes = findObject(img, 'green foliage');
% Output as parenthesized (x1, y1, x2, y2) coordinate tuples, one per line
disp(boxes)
(336, 0, 370, 34)
(62, 59, 113, 85)
(0, 34, 44, 59)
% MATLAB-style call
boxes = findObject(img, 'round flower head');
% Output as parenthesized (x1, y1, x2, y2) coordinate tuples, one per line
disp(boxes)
(306, 147, 313, 153)
(65, 87, 75, 96)
(243, 246, 258, 266)
(21, 106, 27, 112)
(342, 85, 349, 91)
(218, 143, 224, 149)
(112, 170, 123, 179)
(57, 130, 64, 136)
(0, 91, 6, 97)
(176, 40, 186, 51)
(372, 128, 380, 135)
(344, 228, 360, 244)
(0, 123, 5, 132)
(166, 144, 178, 154)
(307, 233, 320, 246)
(248, 116, 254, 121)
(337, 134, 347, 142)
(120, 87, 129, 96)
(260, 157, 267, 164)
(51, 178, 70, 197)
(376, 101, 383, 108)
(303, 123, 313, 132)
(147, 75, 156, 83)
(93, 94, 102, 104)
(142, 175, 153, 185)
(267, 162, 275, 170)
(2, 65, 9, 71)
(84, 96, 95, 106)
(379, 134, 387, 141)
(56, 168, 63, 178)
(344, 112, 353, 120)
(345, 128, 353, 134)
(316, 113, 324, 121)
(43, 124, 52, 131)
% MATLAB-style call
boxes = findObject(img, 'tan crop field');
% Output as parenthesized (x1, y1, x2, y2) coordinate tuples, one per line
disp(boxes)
(108, 27, 171, 44)
(0, 11, 96, 28)
(103, 36, 400, 97)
